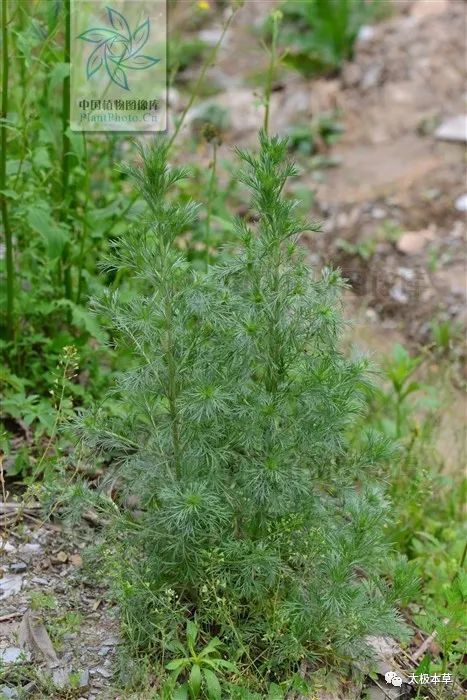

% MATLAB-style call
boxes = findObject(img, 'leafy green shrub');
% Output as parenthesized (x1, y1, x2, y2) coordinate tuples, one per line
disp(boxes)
(357, 343, 466, 682)
(279, 0, 381, 76)
(79, 133, 412, 693)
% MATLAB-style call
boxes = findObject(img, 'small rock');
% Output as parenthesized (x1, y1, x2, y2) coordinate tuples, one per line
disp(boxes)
(0, 541, 16, 554)
(397, 267, 415, 282)
(361, 63, 383, 91)
(167, 87, 180, 110)
(198, 27, 224, 47)
(0, 686, 19, 699)
(52, 667, 71, 689)
(0, 575, 23, 599)
(358, 25, 376, 42)
(390, 284, 408, 304)
(19, 543, 42, 558)
(454, 194, 467, 212)
(365, 308, 378, 322)
(69, 554, 83, 567)
(0, 647, 24, 664)
(435, 115, 467, 143)
(10, 562, 27, 574)
(371, 207, 386, 219)
(93, 665, 113, 679)
(52, 551, 68, 564)
(396, 228, 436, 255)
(365, 683, 405, 699)
(79, 669, 90, 688)
(62, 633, 77, 642)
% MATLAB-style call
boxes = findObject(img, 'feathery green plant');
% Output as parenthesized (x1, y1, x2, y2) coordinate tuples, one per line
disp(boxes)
(79, 133, 414, 692)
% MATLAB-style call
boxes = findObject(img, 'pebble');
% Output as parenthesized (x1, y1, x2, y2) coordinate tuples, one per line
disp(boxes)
(371, 207, 387, 219)
(198, 27, 224, 47)
(93, 665, 113, 678)
(9, 562, 27, 574)
(52, 667, 71, 688)
(396, 228, 435, 255)
(0, 541, 16, 554)
(361, 63, 383, 91)
(390, 284, 409, 304)
(19, 542, 42, 558)
(454, 194, 467, 212)
(0, 647, 24, 664)
(358, 25, 376, 43)
(397, 267, 415, 281)
(435, 115, 467, 143)
(79, 669, 90, 688)
(0, 575, 23, 599)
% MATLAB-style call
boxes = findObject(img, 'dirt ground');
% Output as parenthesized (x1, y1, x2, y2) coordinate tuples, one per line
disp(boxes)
(1, 1, 465, 698)
(176, 0, 466, 350)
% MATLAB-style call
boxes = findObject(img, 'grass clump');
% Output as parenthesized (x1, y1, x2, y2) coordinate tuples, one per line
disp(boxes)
(279, 0, 384, 76)
(78, 133, 413, 695)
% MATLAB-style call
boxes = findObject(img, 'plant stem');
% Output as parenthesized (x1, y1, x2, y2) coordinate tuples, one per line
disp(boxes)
(168, 7, 238, 150)
(263, 11, 282, 135)
(76, 133, 88, 304)
(165, 296, 180, 475)
(1, 0, 14, 340)
(205, 141, 218, 271)
(61, 0, 72, 300)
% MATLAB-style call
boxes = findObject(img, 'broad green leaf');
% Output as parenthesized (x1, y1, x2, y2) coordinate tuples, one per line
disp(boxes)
(6, 159, 31, 176)
(0, 189, 18, 199)
(267, 683, 284, 699)
(93, 200, 122, 221)
(203, 669, 221, 700)
(199, 636, 222, 657)
(53, 300, 106, 342)
(166, 659, 187, 671)
(189, 664, 201, 696)
(32, 146, 51, 169)
(27, 207, 69, 259)
(49, 62, 70, 90)
(186, 620, 198, 649)
(67, 129, 85, 161)
(173, 686, 189, 700)
(212, 658, 236, 671)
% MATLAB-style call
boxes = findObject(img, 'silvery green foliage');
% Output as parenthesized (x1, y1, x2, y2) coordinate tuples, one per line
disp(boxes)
(82, 133, 412, 685)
